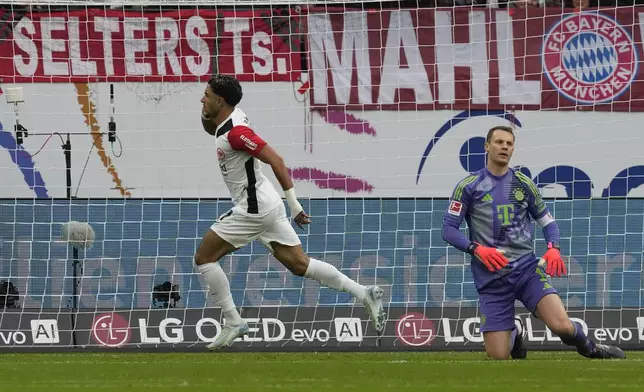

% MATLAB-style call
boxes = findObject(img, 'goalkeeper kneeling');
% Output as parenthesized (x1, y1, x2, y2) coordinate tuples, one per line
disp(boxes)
(440, 126, 625, 360)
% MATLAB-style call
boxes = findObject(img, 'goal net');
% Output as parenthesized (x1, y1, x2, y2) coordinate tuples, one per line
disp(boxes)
(0, 0, 643, 351)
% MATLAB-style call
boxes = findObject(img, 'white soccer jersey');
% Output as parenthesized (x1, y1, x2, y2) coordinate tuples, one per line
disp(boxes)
(214, 108, 282, 215)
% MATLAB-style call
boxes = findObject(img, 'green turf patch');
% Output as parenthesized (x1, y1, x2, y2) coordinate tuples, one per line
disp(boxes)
(1, 352, 642, 391)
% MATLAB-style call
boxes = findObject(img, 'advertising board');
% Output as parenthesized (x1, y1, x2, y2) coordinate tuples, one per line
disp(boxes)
(1, 307, 642, 352)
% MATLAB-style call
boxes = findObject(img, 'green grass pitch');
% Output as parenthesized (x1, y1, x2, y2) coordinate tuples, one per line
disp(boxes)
(1, 351, 643, 391)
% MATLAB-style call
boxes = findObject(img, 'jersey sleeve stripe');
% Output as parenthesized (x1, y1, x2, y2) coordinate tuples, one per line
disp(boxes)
(453, 178, 468, 200)
(453, 175, 477, 201)
(515, 171, 540, 198)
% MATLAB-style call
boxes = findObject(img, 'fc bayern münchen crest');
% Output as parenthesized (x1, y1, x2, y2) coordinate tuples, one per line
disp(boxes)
(514, 188, 525, 202)
(542, 12, 638, 105)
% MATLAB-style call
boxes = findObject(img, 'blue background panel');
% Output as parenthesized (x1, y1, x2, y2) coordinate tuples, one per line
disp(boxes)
(0, 199, 642, 309)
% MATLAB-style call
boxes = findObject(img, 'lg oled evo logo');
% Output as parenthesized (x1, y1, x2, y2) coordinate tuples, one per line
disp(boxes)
(416, 110, 644, 198)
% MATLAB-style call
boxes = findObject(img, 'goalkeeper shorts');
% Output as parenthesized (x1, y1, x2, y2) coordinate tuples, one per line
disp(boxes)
(477, 260, 558, 333)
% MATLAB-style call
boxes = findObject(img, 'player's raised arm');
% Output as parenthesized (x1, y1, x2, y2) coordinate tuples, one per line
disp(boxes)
(515, 171, 566, 277)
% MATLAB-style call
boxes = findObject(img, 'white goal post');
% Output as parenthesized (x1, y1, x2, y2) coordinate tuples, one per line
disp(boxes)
(0, 0, 643, 351)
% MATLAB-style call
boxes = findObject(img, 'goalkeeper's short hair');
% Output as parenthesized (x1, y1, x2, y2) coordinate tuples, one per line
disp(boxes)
(487, 125, 515, 143)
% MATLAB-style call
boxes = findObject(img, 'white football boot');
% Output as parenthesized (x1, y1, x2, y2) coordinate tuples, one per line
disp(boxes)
(363, 285, 386, 334)
(206, 322, 249, 350)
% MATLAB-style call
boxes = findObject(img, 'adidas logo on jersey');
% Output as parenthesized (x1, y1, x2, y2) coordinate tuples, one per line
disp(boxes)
(482, 193, 493, 202)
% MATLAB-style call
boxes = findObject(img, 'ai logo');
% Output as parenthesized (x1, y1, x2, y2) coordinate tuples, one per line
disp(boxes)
(30, 319, 60, 344)
(334, 318, 363, 342)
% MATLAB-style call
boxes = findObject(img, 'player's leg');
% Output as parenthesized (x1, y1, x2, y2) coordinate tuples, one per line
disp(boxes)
(483, 331, 513, 360)
(195, 209, 262, 350)
(510, 317, 527, 360)
(258, 205, 386, 333)
(270, 242, 386, 333)
(535, 294, 625, 359)
(483, 320, 525, 360)
(194, 230, 241, 321)
(478, 282, 517, 360)
(519, 263, 625, 359)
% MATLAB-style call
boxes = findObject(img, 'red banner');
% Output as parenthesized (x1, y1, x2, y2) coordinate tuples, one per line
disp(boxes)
(307, 8, 644, 111)
(1, 8, 302, 82)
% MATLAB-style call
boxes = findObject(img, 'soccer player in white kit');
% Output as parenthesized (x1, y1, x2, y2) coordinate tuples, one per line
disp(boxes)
(196, 74, 387, 350)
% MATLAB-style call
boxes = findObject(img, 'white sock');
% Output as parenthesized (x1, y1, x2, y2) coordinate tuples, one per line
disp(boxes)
(198, 262, 243, 325)
(304, 258, 366, 302)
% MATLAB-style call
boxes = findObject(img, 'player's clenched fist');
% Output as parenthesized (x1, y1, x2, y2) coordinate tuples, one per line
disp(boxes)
(540, 242, 567, 277)
(294, 211, 312, 229)
(469, 242, 509, 272)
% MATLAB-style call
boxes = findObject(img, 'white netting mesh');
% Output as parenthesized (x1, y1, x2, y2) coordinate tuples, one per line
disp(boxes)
(0, 0, 643, 350)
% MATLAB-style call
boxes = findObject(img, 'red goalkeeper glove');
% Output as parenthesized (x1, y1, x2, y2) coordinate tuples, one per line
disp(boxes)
(469, 242, 509, 272)
(539, 242, 567, 277)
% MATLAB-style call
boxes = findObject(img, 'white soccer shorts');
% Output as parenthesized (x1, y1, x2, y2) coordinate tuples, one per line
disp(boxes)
(210, 203, 301, 252)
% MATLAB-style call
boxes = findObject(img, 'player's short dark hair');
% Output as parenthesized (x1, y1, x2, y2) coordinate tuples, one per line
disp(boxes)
(208, 74, 243, 106)
(486, 126, 515, 143)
